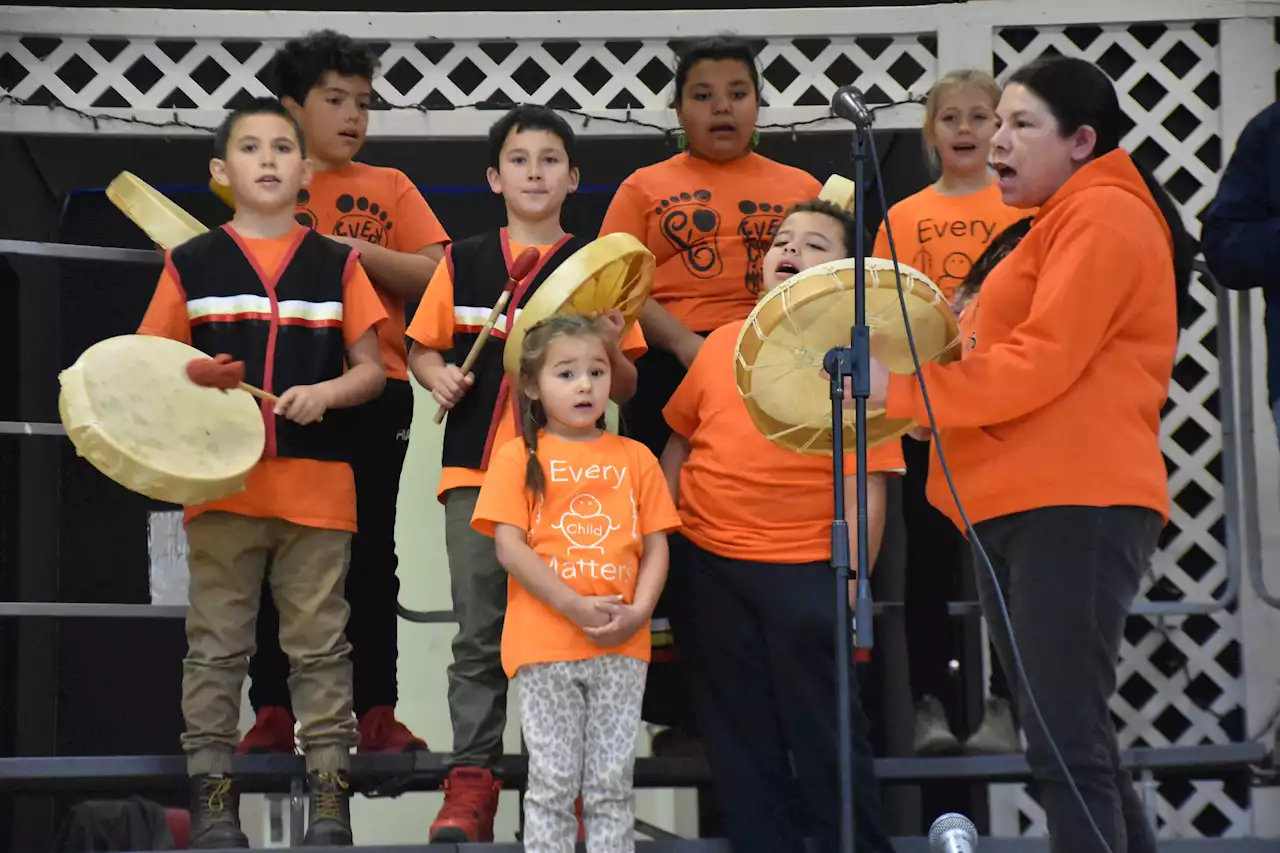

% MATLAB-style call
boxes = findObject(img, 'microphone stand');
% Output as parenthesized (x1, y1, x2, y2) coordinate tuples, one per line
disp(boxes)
(822, 108, 874, 853)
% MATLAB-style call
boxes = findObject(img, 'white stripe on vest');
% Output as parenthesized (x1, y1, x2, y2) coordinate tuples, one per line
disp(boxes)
(188, 295, 343, 324)
(454, 304, 522, 335)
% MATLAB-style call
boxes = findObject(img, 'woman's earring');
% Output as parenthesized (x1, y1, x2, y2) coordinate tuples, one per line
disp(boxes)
(676, 130, 688, 151)
(751, 129, 760, 148)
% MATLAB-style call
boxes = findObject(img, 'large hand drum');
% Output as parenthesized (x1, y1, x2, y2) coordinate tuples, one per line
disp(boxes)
(735, 258, 960, 454)
(502, 232, 655, 375)
(106, 171, 209, 250)
(59, 335, 266, 505)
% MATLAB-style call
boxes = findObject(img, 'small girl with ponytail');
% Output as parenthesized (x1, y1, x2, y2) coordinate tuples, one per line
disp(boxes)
(471, 313, 681, 853)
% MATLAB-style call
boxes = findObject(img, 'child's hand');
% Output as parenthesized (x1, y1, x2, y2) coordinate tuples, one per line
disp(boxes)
(818, 367, 857, 411)
(563, 594, 621, 630)
(275, 384, 330, 425)
(582, 601, 649, 647)
(593, 309, 626, 347)
(432, 365, 474, 410)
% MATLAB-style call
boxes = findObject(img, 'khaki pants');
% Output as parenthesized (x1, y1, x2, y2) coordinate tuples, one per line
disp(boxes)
(181, 512, 357, 776)
(443, 487, 509, 768)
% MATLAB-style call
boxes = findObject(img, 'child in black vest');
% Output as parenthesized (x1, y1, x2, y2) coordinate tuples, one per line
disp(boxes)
(406, 105, 645, 844)
(239, 28, 450, 759)
(138, 98, 388, 848)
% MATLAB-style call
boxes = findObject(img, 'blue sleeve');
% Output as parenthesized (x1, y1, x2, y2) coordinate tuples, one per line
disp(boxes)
(1201, 104, 1280, 292)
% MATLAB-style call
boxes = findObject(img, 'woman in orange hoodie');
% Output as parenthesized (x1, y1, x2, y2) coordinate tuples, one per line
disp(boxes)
(869, 56, 1194, 853)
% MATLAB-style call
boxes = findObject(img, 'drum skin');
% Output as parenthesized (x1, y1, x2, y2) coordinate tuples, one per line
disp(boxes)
(59, 335, 266, 505)
(735, 257, 960, 455)
(502, 232, 655, 376)
(106, 171, 208, 251)
(819, 174, 857, 213)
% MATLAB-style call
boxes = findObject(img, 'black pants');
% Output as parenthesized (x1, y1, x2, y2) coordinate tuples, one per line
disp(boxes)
(901, 437, 1010, 703)
(973, 505, 1161, 853)
(248, 378, 413, 717)
(667, 533, 895, 853)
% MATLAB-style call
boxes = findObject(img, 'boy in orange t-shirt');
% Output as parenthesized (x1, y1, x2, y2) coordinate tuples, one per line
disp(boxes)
(472, 314, 680, 853)
(660, 200, 899, 853)
(407, 105, 646, 843)
(138, 99, 387, 848)
(236, 30, 450, 755)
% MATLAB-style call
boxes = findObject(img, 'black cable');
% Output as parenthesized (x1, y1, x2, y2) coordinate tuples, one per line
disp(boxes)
(868, 127, 1119, 853)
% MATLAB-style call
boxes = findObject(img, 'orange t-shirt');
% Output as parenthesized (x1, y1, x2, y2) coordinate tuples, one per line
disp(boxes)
(600, 152, 823, 332)
(873, 182, 1030, 299)
(137, 223, 388, 532)
(406, 235, 648, 501)
(884, 150, 1177, 529)
(296, 162, 450, 381)
(471, 432, 682, 677)
(664, 321, 906, 564)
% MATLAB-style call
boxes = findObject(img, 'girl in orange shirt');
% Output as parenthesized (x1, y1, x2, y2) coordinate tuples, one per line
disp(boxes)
(599, 33, 821, 743)
(873, 70, 1028, 758)
(871, 56, 1195, 853)
(472, 315, 680, 853)
(661, 200, 898, 853)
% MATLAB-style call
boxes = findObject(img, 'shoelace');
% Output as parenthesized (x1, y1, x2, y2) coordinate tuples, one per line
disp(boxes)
(201, 778, 233, 815)
(312, 773, 349, 821)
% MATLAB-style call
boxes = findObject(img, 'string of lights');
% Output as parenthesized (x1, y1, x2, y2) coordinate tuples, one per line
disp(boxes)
(0, 91, 925, 136)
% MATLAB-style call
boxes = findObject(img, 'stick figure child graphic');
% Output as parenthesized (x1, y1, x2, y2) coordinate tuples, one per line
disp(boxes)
(552, 494, 621, 554)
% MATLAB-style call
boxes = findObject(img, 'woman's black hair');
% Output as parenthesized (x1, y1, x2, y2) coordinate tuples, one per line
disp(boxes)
(952, 217, 1034, 311)
(1005, 55, 1198, 328)
(670, 36, 761, 107)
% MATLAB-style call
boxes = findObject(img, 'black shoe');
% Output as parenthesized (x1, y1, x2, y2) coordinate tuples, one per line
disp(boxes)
(190, 774, 249, 849)
(303, 769, 353, 846)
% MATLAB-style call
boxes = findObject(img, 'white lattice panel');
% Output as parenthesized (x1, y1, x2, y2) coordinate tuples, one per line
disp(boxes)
(0, 9, 940, 135)
(992, 20, 1252, 840)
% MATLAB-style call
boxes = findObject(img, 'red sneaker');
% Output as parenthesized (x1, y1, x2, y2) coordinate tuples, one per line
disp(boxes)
(357, 706, 427, 753)
(429, 767, 500, 843)
(237, 706, 295, 755)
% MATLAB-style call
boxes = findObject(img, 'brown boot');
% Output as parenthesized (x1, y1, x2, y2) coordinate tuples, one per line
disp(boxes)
(189, 775, 249, 849)
(303, 769, 353, 846)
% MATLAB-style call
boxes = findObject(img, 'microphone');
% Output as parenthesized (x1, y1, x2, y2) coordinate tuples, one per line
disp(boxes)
(929, 812, 979, 853)
(831, 85, 873, 128)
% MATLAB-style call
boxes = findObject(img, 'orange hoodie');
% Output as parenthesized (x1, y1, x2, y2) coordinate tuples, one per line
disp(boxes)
(884, 149, 1177, 529)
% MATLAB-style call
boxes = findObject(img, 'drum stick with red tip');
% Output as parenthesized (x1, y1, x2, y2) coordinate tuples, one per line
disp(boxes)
(186, 354, 321, 421)
(434, 246, 541, 425)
